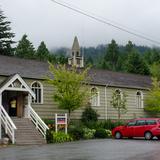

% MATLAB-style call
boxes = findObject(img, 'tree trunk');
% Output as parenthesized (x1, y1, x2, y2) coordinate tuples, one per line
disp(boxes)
(68, 110, 71, 125)
(118, 108, 120, 121)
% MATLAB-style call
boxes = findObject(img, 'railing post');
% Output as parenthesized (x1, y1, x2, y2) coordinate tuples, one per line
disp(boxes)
(36, 119, 38, 129)
(12, 128, 15, 144)
(0, 106, 1, 139)
(4, 116, 7, 134)
(28, 95, 32, 118)
(0, 94, 2, 139)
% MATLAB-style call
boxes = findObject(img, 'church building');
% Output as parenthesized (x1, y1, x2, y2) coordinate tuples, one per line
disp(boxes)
(0, 36, 152, 144)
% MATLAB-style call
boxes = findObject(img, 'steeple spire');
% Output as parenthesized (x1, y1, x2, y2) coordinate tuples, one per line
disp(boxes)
(72, 36, 80, 51)
(68, 36, 84, 68)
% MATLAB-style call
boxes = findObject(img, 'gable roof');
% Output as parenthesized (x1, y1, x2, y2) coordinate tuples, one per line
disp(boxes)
(0, 55, 152, 89)
(0, 74, 35, 98)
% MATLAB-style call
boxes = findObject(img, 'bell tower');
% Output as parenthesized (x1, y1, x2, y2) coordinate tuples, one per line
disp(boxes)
(68, 36, 84, 68)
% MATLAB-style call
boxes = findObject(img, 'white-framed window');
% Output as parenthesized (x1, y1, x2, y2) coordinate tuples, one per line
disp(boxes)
(31, 81, 43, 104)
(90, 87, 100, 106)
(136, 91, 143, 108)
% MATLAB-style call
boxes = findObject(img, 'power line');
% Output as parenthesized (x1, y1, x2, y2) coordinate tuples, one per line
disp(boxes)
(50, 0, 160, 46)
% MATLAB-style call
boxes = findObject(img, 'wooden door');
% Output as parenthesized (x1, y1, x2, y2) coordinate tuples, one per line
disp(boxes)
(17, 93, 24, 118)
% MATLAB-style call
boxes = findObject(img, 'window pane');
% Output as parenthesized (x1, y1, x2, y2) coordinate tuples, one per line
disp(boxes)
(31, 82, 42, 104)
(146, 120, 156, 125)
(127, 121, 136, 126)
(136, 120, 146, 126)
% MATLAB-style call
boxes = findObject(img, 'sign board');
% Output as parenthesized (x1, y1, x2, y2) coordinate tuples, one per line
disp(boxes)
(55, 113, 67, 134)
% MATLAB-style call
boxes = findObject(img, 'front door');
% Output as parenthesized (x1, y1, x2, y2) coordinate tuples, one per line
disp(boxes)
(133, 120, 146, 137)
(17, 93, 24, 118)
(8, 92, 25, 117)
(124, 120, 136, 137)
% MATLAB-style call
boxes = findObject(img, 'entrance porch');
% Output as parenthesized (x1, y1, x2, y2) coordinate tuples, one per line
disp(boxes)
(0, 74, 49, 144)
(2, 91, 28, 118)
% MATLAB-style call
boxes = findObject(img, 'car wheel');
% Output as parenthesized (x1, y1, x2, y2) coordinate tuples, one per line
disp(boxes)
(157, 136, 160, 140)
(144, 132, 152, 140)
(115, 132, 122, 139)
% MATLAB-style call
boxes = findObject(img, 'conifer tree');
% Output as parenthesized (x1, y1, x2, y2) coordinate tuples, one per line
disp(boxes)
(15, 34, 35, 59)
(125, 50, 149, 75)
(36, 41, 50, 61)
(104, 39, 119, 71)
(0, 9, 15, 55)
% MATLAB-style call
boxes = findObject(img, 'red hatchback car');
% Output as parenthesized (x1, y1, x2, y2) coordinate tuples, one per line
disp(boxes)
(112, 118, 160, 140)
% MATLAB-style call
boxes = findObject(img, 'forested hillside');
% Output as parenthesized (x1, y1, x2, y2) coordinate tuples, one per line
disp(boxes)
(53, 40, 160, 75)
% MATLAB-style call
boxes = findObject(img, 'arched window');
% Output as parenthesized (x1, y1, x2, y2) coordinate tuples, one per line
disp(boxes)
(136, 91, 143, 108)
(90, 87, 100, 106)
(31, 82, 43, 104)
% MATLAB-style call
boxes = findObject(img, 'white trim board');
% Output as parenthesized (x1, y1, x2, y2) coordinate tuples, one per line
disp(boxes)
(0, 74, 35, 99)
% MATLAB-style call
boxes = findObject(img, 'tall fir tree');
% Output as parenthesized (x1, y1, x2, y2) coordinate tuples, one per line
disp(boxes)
(0, 9, 15, 55)
(125, 41, 134, 55)
(125, 50, 150, 75)
(36, 41, 50, 61)
(104, 39, 119, 71)
(15, 34, 35, 59)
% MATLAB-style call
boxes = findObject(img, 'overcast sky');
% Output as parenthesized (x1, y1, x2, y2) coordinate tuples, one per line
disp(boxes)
(1, 0, 160, 49)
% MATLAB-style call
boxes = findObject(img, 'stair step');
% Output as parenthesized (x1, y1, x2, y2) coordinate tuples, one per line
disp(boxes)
(11, 118, 47, 145)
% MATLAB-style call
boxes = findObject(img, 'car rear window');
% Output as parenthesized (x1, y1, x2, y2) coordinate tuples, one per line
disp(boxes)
(146, 120, 157, 125)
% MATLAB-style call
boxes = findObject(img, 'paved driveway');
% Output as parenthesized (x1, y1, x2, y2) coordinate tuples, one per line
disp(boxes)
(0, 139, 160, 160)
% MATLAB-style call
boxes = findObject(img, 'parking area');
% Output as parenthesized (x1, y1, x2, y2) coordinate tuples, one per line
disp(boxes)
(0, 139, 160, 160)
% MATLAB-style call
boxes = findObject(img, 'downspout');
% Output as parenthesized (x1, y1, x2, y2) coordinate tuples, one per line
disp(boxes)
(105, 84, 109, 120)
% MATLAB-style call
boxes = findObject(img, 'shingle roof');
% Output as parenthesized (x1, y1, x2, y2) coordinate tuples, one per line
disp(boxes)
(0, 55, 49, 79)
(0, 55, 152, 89)
(89, 69, 151, 89)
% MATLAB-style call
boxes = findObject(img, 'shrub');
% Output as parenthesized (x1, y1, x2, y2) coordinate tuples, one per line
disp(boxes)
(68, 127, 84, 140)
(97, 119, 126, 130)
(81, 106, 99, 125)
(44, 119, 55, 130)
(83, 121, 99, 129)
(53, 132, 73, 143)
(94, 128, 108, 138)
(83, 128, 96, 139)
(105, 130, 112, 138)
(46, 129, 54, 143)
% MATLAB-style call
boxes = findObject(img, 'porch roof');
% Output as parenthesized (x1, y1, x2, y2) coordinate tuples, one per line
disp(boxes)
(0, 74, 35, 98)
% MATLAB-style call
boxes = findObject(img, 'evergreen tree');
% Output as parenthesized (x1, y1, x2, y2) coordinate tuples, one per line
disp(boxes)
(36, 41, 50, 61)
(125, 50, 150, 75)
(125, 41, 134, 54)
(15, 34, 35, 59)
(0, 9, 15, 55)
(104, 39, 119, 71)
(56, 54, 68, 64)
(48, 54, 57, 64)
(85, 56, 94, 66)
